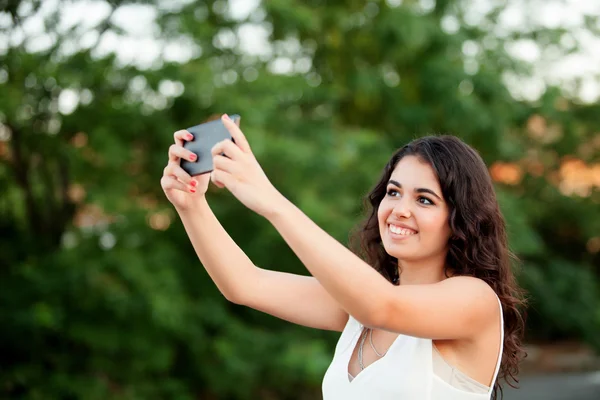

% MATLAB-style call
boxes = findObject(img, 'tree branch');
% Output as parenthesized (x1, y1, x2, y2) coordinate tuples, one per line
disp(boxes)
(8, 123, 41, 234)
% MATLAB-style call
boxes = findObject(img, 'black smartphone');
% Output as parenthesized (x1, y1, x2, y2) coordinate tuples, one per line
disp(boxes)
(180, 114, 241, 176)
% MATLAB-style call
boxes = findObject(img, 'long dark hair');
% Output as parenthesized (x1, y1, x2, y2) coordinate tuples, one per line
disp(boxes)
(350, 135, 526, 399)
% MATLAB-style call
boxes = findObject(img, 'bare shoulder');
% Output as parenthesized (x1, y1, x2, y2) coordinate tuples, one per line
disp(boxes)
(439, 276, 500, 319)
(374, 274, 501, 339)
(440, 275, 496, 291)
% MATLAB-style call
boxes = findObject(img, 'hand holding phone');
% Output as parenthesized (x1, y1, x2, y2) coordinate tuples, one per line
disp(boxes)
(180, 114, 241, 176)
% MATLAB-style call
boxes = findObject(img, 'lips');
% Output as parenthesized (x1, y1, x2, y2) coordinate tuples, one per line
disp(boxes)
(387, 223, 418, 237)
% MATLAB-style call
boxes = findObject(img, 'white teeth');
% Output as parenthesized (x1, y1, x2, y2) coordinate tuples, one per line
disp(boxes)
(389, 224, 416, 236)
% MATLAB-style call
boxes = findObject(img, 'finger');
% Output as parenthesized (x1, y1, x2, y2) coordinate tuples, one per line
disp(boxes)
(222, 114, 251, 153)
(211, 139, 244, 160)
(161, 175, 195, 193)
(169, 144, 198, 163)
(164, 162, 198, 187)
(213, 154, 237, 174)
(210, 171, 225, 189)
(211, 169, 235, 190)
(173, 129, 194, 146)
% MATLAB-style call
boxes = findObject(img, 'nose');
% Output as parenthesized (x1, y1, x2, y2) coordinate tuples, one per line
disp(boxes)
(392, 198, 412, 219)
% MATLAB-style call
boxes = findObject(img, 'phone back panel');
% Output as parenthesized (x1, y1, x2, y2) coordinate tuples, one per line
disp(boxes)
(180, 116, 238, 176)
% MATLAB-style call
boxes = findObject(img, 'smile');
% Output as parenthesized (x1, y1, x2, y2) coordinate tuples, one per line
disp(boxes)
(388, 224, 418, 237)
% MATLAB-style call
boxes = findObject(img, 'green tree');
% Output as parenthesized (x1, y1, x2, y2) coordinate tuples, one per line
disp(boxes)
(1, 0, 599, 398)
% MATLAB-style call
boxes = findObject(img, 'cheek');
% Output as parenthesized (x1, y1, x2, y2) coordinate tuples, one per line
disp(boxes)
(377, 208, 383, 222)
(419, 212, 451, 241)
(428, 215, 451, 247)
(377, 209, 386, 232)
(377, 201, 393, 225)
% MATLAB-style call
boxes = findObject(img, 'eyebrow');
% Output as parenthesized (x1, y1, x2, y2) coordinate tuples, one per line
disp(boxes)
(388, 179, 443, 201)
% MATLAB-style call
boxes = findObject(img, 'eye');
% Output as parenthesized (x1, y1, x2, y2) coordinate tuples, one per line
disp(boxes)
(386, 188, 400, 197)
(418, 196, 433, 205)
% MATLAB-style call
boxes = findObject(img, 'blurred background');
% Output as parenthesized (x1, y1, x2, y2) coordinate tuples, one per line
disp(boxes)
(1, 0, 599, 399)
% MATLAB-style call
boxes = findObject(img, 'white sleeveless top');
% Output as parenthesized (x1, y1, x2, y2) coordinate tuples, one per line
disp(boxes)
(322, 298, 504, 400)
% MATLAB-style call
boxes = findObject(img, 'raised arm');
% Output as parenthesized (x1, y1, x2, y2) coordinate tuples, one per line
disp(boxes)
(161, 128, 348, 332)
(210, 114, 499, 340)
(177, 200, 348, 331)
(266, 200, 498, 339)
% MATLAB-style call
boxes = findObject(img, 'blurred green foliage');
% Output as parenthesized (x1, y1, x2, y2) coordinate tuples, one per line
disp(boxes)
(1, 0, 599, 398)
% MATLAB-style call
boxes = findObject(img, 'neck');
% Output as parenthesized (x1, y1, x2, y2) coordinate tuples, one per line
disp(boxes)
(396, 254, 448, 285)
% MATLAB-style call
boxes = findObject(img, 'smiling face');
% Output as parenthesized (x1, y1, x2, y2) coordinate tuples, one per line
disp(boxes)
(377, 155, 452, 263)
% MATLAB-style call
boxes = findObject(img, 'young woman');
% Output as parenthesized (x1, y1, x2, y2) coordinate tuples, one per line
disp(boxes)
(160, 115, 526, 399)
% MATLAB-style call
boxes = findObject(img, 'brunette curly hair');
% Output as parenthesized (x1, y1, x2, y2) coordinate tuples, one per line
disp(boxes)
(350, 135, 527, 399)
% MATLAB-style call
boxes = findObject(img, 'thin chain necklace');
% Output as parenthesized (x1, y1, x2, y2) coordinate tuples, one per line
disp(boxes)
(369, 328, 388, 357)
(357, 328, 387, 371)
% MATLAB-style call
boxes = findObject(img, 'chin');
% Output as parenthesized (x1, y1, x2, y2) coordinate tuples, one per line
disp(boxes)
(391, 252, 422, 262)
(388, 246, 450, 265)
(383, 245, 420, 261)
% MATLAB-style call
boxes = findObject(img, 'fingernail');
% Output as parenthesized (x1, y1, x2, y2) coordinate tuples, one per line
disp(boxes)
(190, 154, 197, 161)
(190, 187, 196, 193)
(186, 133, 194, 140)
(190, 179, 197, 187)
(224, 114, 231, 121)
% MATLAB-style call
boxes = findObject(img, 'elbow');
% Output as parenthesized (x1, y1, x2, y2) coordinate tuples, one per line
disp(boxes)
(218, 281, 246, 305)
(222, 267, 260, 306)
(223, 288, 245, 305)
(360, 292, 397, 330)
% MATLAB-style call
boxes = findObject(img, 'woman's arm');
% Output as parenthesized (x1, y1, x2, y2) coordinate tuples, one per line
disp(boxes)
(210, 114, 498, 340)
(177, 198, 348, 331)
(265, 199, 498, 340)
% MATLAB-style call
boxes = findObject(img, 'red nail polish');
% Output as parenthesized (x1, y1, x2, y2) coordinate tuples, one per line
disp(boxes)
(186, 133, 194, 140)
(190, 154, 197, 161)
(190, 180, 197, 187)
(190, 187, 196, 193)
